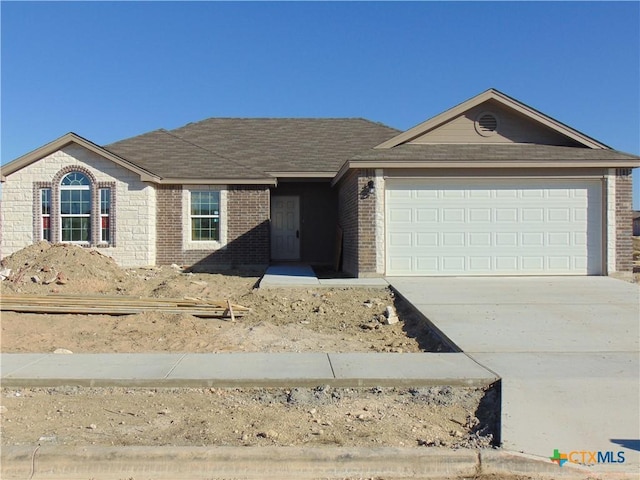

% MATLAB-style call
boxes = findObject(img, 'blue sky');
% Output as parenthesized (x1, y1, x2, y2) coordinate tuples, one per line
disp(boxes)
(2, 1, 639, 207)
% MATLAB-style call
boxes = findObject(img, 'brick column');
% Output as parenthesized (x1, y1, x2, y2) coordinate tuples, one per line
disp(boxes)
(615, 169, 633, 272)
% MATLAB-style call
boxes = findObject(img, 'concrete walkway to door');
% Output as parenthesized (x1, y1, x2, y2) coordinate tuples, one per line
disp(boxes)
(388, 276, 640, 475)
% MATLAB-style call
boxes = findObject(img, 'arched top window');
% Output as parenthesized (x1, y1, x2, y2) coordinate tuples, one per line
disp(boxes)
(61, 172, 91, 186)
(36, 168, 115, 246)
(60, 171, 92, 242)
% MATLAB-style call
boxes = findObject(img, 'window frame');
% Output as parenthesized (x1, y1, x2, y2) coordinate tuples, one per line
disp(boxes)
(33, 169, 116, 247)
(40, 188, 52, 241)
(59, 173, 92, 244)
(182, 185, 227, 250)
(99, 188, 111, 244)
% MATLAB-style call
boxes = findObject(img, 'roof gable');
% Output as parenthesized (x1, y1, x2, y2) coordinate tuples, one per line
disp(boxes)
(1, 132, 159, 182)
(375, 89, 610, 150)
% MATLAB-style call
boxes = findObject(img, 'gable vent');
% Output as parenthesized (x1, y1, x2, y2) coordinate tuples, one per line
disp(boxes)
(475, 112, 499, 136)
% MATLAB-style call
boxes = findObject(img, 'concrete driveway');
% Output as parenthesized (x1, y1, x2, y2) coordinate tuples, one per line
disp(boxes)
(388, 276, 640, 474)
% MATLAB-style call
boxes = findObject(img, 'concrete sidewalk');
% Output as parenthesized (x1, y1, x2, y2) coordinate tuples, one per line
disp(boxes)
(3, 445, 615, 480)
(389, 276, 640, 476)
(259, 265, 388, 288)
(0, 352, 497, 388)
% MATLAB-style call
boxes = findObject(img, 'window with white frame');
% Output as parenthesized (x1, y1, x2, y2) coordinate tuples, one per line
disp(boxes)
(100, 188, 111, 243)
(182, 186, 227, 249)
(34, 170, 115, 246)
(60, 172, 91, 242)
(41, 188, 52, 241)
(190, 190, 220, 241)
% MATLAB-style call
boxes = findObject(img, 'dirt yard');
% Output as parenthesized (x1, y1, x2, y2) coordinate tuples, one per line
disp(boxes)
(0, 242, 505, 460)
(0, 242, 446, 354)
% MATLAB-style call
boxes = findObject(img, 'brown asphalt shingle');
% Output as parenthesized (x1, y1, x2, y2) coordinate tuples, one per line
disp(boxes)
(170, 118, 401, 173)
(105, 118, 400, 179)
(104, 119, 638, 180)
(351, 143, 640, 162)
(105, 129, 271, 180)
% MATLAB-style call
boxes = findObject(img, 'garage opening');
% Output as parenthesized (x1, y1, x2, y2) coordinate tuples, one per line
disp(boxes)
(385, 178, 602, 276)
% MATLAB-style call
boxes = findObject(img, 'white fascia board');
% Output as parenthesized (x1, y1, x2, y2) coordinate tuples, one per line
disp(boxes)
(267, 172, 336, 178)
(157, 177, 277, 186)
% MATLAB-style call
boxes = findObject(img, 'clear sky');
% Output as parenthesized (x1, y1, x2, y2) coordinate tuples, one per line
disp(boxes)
(2, 1, 639, 207)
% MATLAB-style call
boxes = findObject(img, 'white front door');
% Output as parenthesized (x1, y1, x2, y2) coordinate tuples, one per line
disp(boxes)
(271, 196, 300, 260)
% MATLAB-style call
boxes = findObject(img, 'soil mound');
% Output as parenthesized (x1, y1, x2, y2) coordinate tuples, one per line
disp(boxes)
(1, 241, 130, 294)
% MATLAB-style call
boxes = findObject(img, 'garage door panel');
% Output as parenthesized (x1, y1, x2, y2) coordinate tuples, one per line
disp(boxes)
(416, 208, 438, 222)
(469, 208, 491, 222)
(385, 179, 602, 275)
(469, 257, 492, 270)
(388, 208, 412, 223)
(495, 209, 518, 222)
(411, 258, 435, 273)
(522, 233, 544, 246)
(417, 233, 438, 246)
(522, 257, 544, 270)
(389, 232, 412, 247)
(495, 257, 519, 270)
(443, 209, 465, 222)
(469, 233, 491, 246)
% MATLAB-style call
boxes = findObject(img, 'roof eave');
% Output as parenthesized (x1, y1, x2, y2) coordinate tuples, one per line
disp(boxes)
(156, 177, 277, 186)
(1, 132, 161, 183)
(332, 157, 639, 184)
(268, 171, 336, 178)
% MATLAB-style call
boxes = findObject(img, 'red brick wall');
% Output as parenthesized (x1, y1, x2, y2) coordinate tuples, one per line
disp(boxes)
(156, 185, 184, 265)
(356, 169, 377, 274)
(225, 185, 270, 266)
(337, 171, 358, 276)
(337, 169, 377, 277)
(156, 185, 270, 269)
(615, 169, 633, 272)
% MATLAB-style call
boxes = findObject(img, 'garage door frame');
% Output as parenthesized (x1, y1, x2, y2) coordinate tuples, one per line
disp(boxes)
(384, 176, 604, 276)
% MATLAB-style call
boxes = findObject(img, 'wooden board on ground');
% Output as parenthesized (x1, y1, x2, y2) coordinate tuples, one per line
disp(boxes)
(0, 294, 249, 319)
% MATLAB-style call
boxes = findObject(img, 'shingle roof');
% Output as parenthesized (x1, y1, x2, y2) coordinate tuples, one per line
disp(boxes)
(105, 129, 269, 180)
(351, 143, 640, 162)
(105, 118, 400, 179)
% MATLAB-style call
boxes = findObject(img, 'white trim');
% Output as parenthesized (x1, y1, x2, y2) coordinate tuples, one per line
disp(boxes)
(159, 178, 276, 185)
(267, 172, 335, 178)
(59, 175, 91, 244)
(607, 169, 616, 272)
(182, 185, 228, 251)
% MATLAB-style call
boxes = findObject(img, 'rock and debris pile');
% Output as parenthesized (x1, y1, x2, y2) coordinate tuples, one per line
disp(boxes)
(0, 242, 131, 295)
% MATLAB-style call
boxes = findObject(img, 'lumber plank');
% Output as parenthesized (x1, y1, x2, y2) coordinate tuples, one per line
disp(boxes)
(0, 294, 249, 318)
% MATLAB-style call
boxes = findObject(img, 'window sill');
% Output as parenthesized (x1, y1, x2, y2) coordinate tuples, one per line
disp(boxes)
(184, 240, 226, 251)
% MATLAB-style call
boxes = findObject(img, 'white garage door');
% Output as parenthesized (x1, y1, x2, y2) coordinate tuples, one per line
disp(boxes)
(385, 179, 602, 276)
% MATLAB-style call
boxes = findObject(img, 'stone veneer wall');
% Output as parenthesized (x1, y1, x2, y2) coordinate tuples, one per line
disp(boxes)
(615, 168, 633, 272)
(156, 185, 270, 269)
(1, 145, 156, 267)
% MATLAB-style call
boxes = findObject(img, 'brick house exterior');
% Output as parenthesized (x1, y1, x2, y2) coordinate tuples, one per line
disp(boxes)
(2, 89, 638, 275)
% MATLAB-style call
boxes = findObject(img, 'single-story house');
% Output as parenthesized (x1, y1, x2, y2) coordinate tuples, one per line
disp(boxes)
(1, 89, 638, 276)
